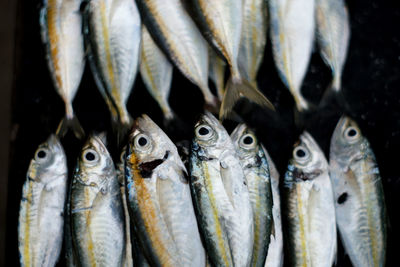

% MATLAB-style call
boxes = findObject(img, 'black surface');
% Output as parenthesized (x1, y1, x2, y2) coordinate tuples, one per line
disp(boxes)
(6, 0, 400, 266)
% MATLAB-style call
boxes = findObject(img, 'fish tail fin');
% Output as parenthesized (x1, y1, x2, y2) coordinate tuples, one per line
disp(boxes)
(219, 76, 275, 120)
(111, 116, 132, 148)
(318, 77, 347, 110)
(201, 85, 220, 114)
(56, 115, 85, 140)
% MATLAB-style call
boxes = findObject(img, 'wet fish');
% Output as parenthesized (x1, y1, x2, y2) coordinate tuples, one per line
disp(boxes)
(186, 0, 274, 118)
(83, 0, 141, 132)
(125, 115, 205, 267)
(70, 134, 125, 266)
(208, 47, 226, 100)
(40, 0, 85, 138)
(135, 0, 217, 109)
(238, 0, 268, 89)
(283, 132, 336, 266)
(18, 135, 68, 267)
(264, 151, 284, 267)
(231, 124, 273, 267)
(140, 25, 174, 121)
(329, 116, 386, 267)
(316, 0, 350, 93)
(269, 0, 315, 111)
(189, 112, 253, 267)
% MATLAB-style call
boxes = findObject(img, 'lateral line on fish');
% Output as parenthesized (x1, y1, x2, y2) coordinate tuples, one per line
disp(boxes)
(23, 182, 33, 266)
(71, 206, 93, 213)
(296, 184, 308, 265)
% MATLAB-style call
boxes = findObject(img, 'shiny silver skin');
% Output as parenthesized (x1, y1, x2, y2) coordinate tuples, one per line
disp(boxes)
(329, 117, 386, 267)
(269, 0, 315, 111)
(316, 0, 350, 92)
(125, 115, 205, 267)
(70, 134, 125, 267)
(135, 0, 216, 108)
(231, 124, 273, 267)
(189, 112, 253, 267)
(18, 135, 67, 267)
(238, 0, 268, 88)
(84, 0, 141, 128)
(208, 47, 226, 100)
(283, 132, 337, 266)
(40, 0, 85, 137)
(264, 151, 284, 267)
(140, 25, 174, 121)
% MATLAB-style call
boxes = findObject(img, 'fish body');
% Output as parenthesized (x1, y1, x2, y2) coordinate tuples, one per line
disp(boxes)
(71, 134, 125, 267)
(269, 0, 315, 111)
(125, 115, 205, 267)
(189, 112, 253, 267)
(140, 25, 174, 121)
(187, 0, 274, 118)
(238, 0, 268, 88)
(264, 151, 283, 267)
(40, 0, 85, 138)
(135, 0, 216, 108)
(283, 132, 336, 267)
(208, 47, 226, 100)
(329, 117, 386, 267)
(315, 0, 350, 92)
(83, 0, 141, 128)
(231, 124, 273, 267)
(18, 135, 68, 267)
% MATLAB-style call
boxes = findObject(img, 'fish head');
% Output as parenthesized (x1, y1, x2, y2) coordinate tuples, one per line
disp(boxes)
(330, 116, 364, 161)
(28, 134, 67, 184)
(193, 111, 230, 153)
(290, 131, 327, 181)
(230, 123, 260, 160)
(75, 133, 114, 192)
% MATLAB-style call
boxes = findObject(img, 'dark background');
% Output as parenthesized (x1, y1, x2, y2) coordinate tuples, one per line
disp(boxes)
(3, 0, 400, 266)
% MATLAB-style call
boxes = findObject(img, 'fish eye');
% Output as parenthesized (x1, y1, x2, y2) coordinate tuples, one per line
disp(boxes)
(83, 149, 99, 164)
(134, 134, 151, 151)
(35, 148, 49, 162)
(195, 124, 213, 140)
(239, 134, 256, 149)
(344, 126, 360, 143)
(293, 146, 310, 164)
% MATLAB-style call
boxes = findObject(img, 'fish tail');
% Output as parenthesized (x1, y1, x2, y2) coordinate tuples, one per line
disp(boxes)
(219, 76, 275, 120)
(56, 115, 85, 140)
(201, 85, 219, 113)
(318, 76, 348, 110)
(111, 118, 132, 148)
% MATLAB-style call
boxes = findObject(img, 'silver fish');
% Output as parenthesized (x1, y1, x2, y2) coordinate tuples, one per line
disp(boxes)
(186, 0, 274, 119)
(18, 135, 67, 267)
(269, 0, 315, 111)
(135, 0, 217, 109)
(140, 25, 174, 121)
(329, 117, 386, 267)
(316, 0, 350, 92)
(126, 115, 205, 267)
(238, 0, 268, 88)
(264, 151, 284, 267)
(231, 124, 273, 267)
(84, 0, 141, 130)
(208, 47, 226, 100)
(71, 134, 125, 266)
(40, 0, 85, 138)
(283, 132, 336, 266)
(189, 112, 253, 267)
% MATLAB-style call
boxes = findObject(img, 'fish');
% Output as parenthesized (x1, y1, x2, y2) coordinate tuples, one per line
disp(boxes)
(231, 124, 273, 267)
(315, 0, 350, 94)
(189, 112, 253, 267)
(282, 132, 336, 266)
(83, 0, 141, 134)
(70, 133, 126, 266)
(135, 0, 217, 109)
(264, 151, 284, 267)
(140, 25, 174, 121)
(125, 115, 205, 267)
(186, 0, 274, 119)
(18, 135, 68, 267)
(208, 47, 226, 100)
(269, 0, 315, 111)
(65, 179, 78, 267)
(329, 116, 386, 267)
(238, 0, 268, 89)
(39, 0, 85, 138)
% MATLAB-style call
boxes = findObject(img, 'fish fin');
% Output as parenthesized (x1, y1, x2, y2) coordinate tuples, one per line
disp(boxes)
(111, 119, 132, 149)
(319, 79, 348, 112)
(219, 77, 275, 120)
(56, 116, 85, 140)
(293, 103, 317, 130)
